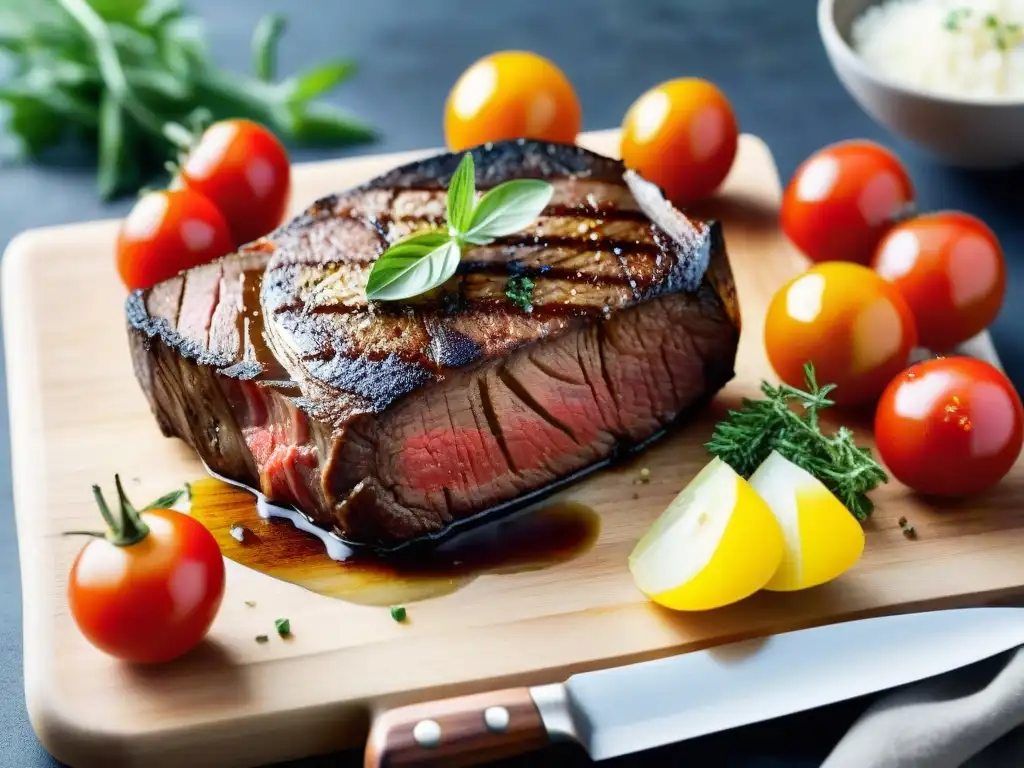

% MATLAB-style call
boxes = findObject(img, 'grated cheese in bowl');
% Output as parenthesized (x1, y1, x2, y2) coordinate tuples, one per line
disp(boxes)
(852, 0, 1024, 100)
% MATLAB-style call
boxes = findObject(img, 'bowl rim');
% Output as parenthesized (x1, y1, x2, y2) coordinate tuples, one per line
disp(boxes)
(817, 0, 1024, 108)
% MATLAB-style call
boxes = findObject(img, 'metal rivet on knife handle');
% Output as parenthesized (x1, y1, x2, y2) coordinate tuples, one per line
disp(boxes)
(484, 706, 510, 733)
(363, 687, 552, 767)
(412, 719, 441, 748)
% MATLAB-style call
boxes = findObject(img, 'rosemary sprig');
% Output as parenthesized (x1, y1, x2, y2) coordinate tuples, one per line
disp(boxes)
(705, 362, 888, 520)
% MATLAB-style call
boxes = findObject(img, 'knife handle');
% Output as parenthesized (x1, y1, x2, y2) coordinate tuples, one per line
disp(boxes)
(364, 687, 549, 767)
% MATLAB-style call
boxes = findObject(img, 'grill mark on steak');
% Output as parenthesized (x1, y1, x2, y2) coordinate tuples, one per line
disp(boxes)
(477, 376, 516, 472)
(126, 138, 741, 548)
(497, 365, 579, 445)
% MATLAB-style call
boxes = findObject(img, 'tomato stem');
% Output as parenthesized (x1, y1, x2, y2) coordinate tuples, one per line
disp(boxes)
(92, 475, 151, 547)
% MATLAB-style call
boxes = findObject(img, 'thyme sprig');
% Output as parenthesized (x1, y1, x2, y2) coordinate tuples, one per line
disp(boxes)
(705, 362, 887, 520)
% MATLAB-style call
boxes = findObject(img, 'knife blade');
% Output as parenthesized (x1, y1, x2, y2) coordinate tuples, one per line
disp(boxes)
(364, 607, 1024, 767)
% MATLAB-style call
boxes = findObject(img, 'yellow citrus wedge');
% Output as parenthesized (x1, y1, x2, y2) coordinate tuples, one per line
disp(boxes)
(748, 451, 865, 592)
(628, 457, 785, 611)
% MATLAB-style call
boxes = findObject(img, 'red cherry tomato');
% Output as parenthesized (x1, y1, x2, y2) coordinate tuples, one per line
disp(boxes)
(872, 212, 1006, 353)
(68, 478, 225, 664)
(116, 189, 234, 291)
(782, 140, 914, 265)
(875, 357, 1023, 496)
(180, 119, 291, 247)
(765, 262, 917, 405)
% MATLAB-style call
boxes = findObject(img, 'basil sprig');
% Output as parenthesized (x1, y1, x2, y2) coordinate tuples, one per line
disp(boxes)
(365, 153, 554, 302)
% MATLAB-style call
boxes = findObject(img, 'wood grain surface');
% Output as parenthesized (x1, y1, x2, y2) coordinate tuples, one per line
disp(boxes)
(4, 130, 1021, 768)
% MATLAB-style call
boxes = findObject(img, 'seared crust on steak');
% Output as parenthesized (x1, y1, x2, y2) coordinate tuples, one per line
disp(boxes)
(127, 139, 741, 548)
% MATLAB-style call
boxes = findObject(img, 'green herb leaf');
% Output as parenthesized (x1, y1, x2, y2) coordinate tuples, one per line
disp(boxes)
(137, 0, 185, 30)
(390, 605, 407, 622)
(283, 59, 357, 104)
(286, 102, 376, 145)
(142, 488, 185, 511)
(446, 153, 476, 234)
(244, 599, 256, 608)
(365, 157, 552, 303)
(365, 235, 461, 302)
(255, 634, 269, 643)
(705, 362, 887, 520)
(944, 8, 972, 31)
(505, 275, 535, 311)
(0, 2, 375, 199)
(96, 90, 126, 200)
(250, 13, 285, 82)
(274, 618, 291, 636)
(463, 179, 554, 245)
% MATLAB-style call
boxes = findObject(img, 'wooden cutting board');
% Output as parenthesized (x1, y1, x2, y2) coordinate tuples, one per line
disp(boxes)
(4, 130, 1021, 768)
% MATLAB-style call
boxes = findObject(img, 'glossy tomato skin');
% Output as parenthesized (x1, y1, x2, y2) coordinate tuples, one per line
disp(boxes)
(116, 189, 234, 292)
(444, 51, 581, 151)
(68, 509, 225, 664)
(782, 140, 914, 264)
(620, 78, 738, 205)
(875, 357, 1023, 496)
(765, 262, 917, 405)
(180, 119, 292, 248)
(872, 212, 1006, 353)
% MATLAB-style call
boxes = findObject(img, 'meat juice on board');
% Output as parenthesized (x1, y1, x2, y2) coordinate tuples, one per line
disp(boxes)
(187, 476, 600, 606)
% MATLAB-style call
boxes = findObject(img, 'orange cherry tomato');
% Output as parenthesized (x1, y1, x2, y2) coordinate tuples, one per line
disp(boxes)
(875, 357, 1023, 496)
(781, 140, 914, 265)
(180, 119, 292, 248)
(765, 262, 917, 405)
(68, 478, 225, 664)
(872, 212, 1006, 353)
(444, 51, 581, 151)
(620, 78, 739, 205)
(116, 189, 234, 292)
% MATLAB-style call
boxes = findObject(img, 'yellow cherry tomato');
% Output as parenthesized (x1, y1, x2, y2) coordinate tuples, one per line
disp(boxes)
(620, 78, 739, 205)
(444, 51, 581, 151)
(765, 262, 917, 405)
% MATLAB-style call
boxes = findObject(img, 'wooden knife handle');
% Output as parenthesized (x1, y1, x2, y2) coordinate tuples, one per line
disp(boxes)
(364, 687, 549, 767)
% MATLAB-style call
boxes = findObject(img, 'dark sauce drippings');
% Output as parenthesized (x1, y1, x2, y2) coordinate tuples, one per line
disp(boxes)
(188, 478, 600, 606)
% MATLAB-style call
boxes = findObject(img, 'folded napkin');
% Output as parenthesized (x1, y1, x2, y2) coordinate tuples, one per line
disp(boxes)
(824, 648, 1024, 767)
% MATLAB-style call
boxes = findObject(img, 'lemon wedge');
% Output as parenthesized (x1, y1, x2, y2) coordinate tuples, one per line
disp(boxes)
(748, 451, 865, 592)
(629, 457, 784, 611)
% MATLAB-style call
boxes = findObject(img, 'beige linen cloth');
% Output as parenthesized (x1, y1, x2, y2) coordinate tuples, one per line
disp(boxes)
(823, 648, 1024, 767)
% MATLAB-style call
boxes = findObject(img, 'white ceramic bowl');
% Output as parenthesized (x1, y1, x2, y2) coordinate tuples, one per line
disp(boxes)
(818, 0, 1024, 168)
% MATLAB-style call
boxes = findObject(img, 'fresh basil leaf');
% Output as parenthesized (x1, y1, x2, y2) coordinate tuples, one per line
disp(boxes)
(446, 153, 475, 234)
(463, 179, 554, 244)
(96, 90, 126, 200)
(251, 13, 285, 82)
(283, 59, 357, 104)
(366, 235, 460, 301)
(142, 488, 185, 511)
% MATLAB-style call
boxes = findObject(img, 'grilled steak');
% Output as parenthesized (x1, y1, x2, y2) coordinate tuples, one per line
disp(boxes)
(127, 140, 741, 549)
